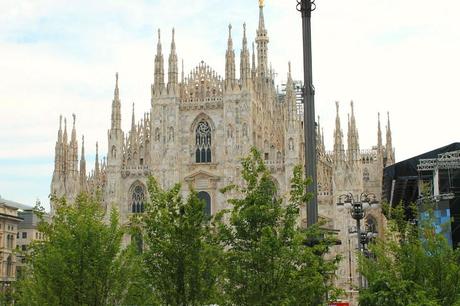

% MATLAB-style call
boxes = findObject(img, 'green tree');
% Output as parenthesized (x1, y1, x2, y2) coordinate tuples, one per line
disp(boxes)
(141, 177, 223, 306)
(216, 148, 340, 305)
(14, 193, 147, 306)
(360, 202, 460, 306)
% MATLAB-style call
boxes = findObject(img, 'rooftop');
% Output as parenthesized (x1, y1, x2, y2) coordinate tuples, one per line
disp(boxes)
(0, 196, 33, 211)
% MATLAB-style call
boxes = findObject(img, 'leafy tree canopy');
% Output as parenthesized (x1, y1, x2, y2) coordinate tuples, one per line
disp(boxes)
(360, 202, 460, 306)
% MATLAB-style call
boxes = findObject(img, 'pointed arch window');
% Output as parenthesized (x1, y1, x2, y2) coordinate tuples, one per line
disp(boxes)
(131, 185, 145, 213)
(195, 120, 212, 163)
(197, 191, 211, 216)
(366, 216, 378, 234)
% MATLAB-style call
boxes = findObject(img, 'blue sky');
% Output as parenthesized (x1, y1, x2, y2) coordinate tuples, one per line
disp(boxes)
(1, 0, 459, 210)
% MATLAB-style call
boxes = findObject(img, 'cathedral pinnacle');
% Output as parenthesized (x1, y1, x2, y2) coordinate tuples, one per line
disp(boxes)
(71, 114, 77, 146)
(347, 101, 360, 164)
(58, 115, 63, 142)
(240, 23, 251, 88)
(333, 101, 345, 164)
(131, 102, 136, 131)
(80, 135, 86, 189)
(81, 135, 85, 161)
(259, 0, 264, 7)
(114, 72, 119, 97)
(154, 28, 165, 95)
(225, 23, 236, 91)
(168, 27, 179, 94)
(157, 29, 162, 52)
(386, 111, 393, 164)
(63, 117, 68, 144)
(243, 22, 247, 47)
(95, 141, 100, 178)
(111, 72, 121, 131)
(228, 24, 232, 43)
(181, 59, 184, 83)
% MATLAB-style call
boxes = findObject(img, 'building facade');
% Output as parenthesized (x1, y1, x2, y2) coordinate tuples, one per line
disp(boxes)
(0, 200, 23, 288)
(16, 209, 47, 278)
(50, 1, 395, 295)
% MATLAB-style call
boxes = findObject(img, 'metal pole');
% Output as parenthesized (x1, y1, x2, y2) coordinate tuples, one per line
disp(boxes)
(297, 0, 318, 227)
(356, 217, 362, 289)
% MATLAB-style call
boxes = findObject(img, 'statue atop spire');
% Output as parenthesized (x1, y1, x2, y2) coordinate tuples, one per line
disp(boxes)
(259, 0, 264, 7)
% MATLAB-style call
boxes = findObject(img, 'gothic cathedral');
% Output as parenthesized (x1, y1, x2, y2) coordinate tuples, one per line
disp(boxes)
(50, 1, 395, 292)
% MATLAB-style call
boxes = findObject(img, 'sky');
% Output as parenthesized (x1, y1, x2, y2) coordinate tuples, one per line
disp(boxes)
(0, 0, 459, 210)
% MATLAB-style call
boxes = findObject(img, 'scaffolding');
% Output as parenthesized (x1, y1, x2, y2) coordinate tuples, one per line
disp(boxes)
(417, 150, 460, 200)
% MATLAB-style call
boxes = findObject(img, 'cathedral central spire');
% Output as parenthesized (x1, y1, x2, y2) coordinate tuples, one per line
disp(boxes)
(256, 0, 269, 79)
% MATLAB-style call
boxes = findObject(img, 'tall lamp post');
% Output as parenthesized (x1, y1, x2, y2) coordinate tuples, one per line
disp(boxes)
(337, 192, 379, 288)
(296, 0, 318, 227)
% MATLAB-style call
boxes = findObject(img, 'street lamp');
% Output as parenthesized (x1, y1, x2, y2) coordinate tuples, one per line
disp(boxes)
(296, 0, 318, 227)
(337, 192, 379, 288)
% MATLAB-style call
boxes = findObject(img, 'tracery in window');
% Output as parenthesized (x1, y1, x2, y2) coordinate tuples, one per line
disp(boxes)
(131, 185, 145, 213)
(195, 120, 212, 163)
